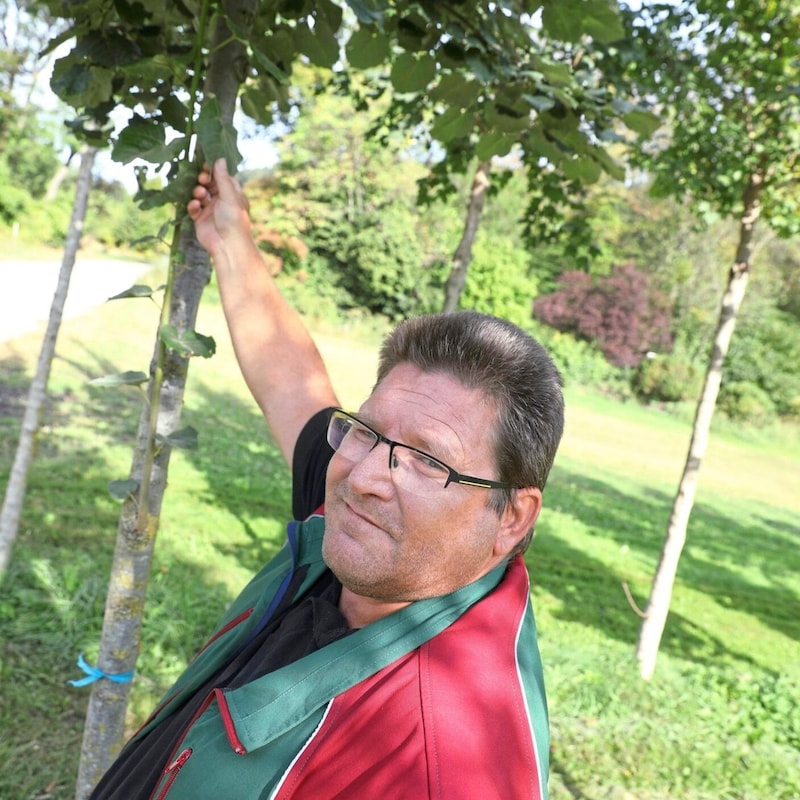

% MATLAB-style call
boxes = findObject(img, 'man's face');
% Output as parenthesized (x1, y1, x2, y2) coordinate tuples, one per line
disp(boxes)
(323, 363, 508, 603)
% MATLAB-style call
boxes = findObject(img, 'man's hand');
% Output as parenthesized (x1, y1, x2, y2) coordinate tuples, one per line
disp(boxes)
(184, 156, 339, 464)
(187, 158, 252, 259)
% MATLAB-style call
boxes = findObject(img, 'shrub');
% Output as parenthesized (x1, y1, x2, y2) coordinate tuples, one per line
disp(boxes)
(632, 353, 700, 403)
(530, 324, 627, 392)
(16, 194, 73, 246)
(461, 236, 538, 328)
(724, 309, 800, 418)
(718, 381, 777, 425)
(533, 262, 674, 367)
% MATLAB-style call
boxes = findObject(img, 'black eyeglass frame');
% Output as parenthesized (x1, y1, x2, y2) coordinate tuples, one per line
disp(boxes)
(327, 408, 512, 491)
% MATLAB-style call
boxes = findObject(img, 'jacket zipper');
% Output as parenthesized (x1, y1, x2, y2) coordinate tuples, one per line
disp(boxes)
(214, 688, 248, 754)
(154, 747, 192, 800)
(149, 691, 217, 800)
(133, 608, 255, 740)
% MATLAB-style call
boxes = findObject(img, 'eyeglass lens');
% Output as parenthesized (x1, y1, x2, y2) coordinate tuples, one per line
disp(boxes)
(328, 412, 452, 496)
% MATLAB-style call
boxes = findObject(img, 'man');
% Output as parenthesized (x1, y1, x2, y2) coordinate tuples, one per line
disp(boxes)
(89, 159, 564, 799)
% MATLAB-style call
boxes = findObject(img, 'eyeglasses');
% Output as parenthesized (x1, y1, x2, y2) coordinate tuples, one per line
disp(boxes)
(326, 409, 512, 497)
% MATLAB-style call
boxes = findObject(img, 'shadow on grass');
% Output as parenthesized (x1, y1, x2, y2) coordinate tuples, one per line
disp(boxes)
(532, 465, 800, 670)
(177, 384, 293, 573)
(0, 355, 281, 799)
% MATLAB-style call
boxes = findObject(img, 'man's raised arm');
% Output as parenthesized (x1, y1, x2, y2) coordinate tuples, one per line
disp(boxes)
(187, 158, 339, 465)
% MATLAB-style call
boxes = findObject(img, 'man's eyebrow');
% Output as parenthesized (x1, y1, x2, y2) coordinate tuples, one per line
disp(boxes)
(354, 408, 462, 463)
(399, 427, 459, 464)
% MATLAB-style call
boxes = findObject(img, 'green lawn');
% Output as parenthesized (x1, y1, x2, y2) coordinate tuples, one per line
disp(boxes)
(1, 266, 798, 799)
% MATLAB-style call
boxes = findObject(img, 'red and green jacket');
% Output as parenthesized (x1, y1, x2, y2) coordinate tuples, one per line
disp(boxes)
(138, 515, 550, 799)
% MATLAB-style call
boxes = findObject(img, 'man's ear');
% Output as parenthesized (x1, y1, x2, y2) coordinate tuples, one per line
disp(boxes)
(493, 487, 542, 558)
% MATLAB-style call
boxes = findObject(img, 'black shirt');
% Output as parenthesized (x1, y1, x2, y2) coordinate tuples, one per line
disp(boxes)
(89, 408, 339, 799)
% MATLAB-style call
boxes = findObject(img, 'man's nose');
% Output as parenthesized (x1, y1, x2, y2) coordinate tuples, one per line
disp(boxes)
(345, 440, 394, 497)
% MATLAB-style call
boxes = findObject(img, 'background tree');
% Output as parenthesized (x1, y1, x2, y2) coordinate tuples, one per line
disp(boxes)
(0, 145, 95, 574)
(611, 0, 800, 680)
(342, 0, 658, 311)
(0, 0, 65, 222)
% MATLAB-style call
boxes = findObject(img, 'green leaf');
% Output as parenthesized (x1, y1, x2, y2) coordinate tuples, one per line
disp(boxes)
(529, 127, 566, 165)
(622, 110, 662, 138)
(523, 93, 556, 113)
(108, 479, 139, 500)
(580, 2, 625, 44)
(530, 58, 573, 88)
(159, 94, 190, 133)
(345, 26, 391, 69)
(167, 426, 199, 450)
(241, 86, 277, 126)
(430, 106, 474, 143)
(74, 30, 142, 67)
(476, 131, 515, 161)
(561, 155, 602, 184)
(590, 145, 625, 181)
(293, 18, 339, 68)
(137, 168, 197, 211)
(107, 284, 156, 301)
(465, 51, 493, 83)
(112, 115, 177, 165)
(158, 324, 216, 358)
(156, 426, 199, 450)
(540, 1, 586, 43)
(390, 52, 437, 94)
(316, 0, 344, 31)
(249, 45, 289, 83)
(89, 371, 149, 387)
(196, 97, 242, 174)
(485, 103, 530, 134)
(50, 58, 114, 107)
(429, 74, 482, 109)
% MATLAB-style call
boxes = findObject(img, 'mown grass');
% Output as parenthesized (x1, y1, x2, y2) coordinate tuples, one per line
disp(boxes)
(0, 263, 798, 800)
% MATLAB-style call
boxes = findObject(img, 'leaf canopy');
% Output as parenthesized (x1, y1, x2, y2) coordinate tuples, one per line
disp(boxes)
(39, 0, 653, 222)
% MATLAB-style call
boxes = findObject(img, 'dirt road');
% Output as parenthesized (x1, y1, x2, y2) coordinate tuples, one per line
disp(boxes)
(0, 257, 151, 342)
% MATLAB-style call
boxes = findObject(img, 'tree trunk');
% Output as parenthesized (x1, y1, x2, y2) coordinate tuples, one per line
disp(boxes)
(74, 2, 256, 796)
(0, 145, 96, 574)
(635, 168, 765, 681)
(442, 160, 491, 313)
(46, 148, 78, 201)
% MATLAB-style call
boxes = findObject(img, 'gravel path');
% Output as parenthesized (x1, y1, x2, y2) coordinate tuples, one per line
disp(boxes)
(0, 258, 151, 343)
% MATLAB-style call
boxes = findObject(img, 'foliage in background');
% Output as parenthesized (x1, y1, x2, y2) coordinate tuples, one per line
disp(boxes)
(461, 234, 538, 328)
(631, 352, 700, 404)
(720, 309, 800, 422)
(533, 262, 674, 367)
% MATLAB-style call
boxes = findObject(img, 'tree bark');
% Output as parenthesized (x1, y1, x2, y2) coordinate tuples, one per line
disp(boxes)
(74, 2, 256, 796)
(0, 145, 96, 574)
(46, 148, 78, 201)
(635, 167, 765, 681)
(442, 160, 491, 313)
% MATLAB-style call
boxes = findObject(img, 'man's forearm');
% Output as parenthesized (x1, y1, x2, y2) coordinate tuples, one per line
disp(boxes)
(213, 237, 338, 465)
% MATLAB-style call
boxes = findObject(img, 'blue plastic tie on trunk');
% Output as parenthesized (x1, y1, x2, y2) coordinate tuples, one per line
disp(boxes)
(68, 653, 135, 687)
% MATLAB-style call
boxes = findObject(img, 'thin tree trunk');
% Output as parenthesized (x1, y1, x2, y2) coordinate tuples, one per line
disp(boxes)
(74, 1, 256, 796)
(442, 160, 491, 313)
(46, 148, 77, 201)
(635, 167, 765, 681)
(0, 145, 96, 574)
